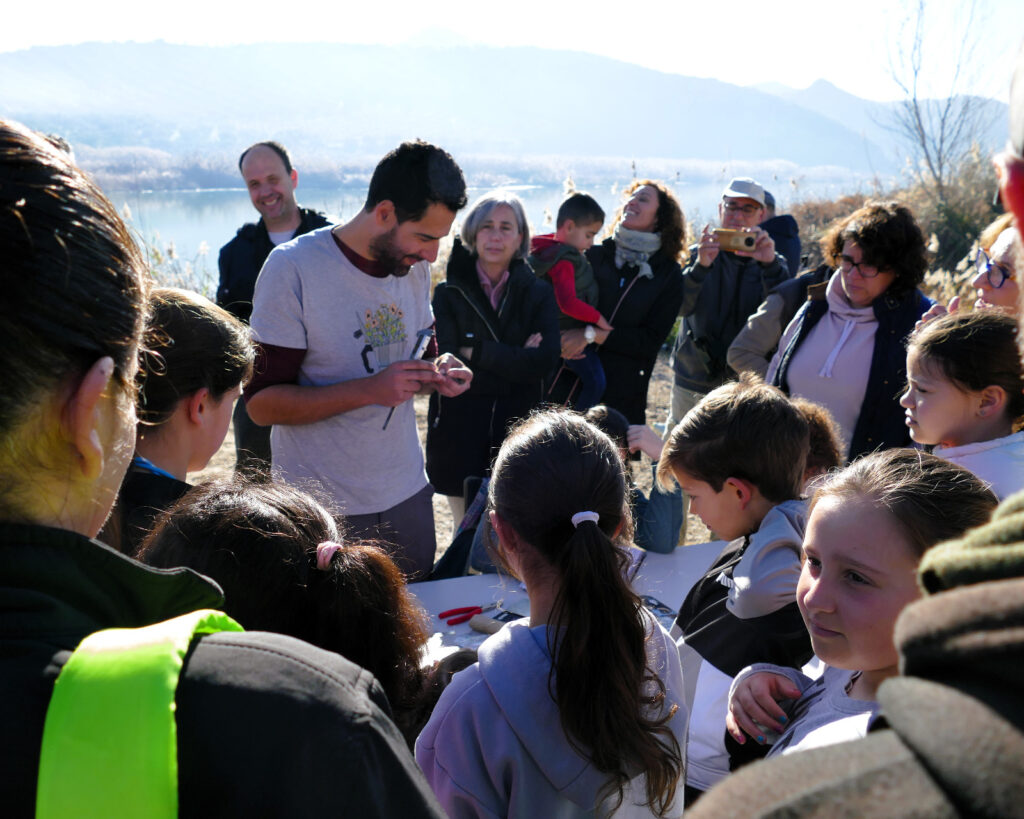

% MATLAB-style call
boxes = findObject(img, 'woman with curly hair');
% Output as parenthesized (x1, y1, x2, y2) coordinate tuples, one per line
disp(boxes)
(767, 201, 934, 460)
(561, 180, 686, 425)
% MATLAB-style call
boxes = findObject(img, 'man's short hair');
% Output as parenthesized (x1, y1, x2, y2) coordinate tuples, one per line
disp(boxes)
(556, 192, 605, 229)
(365, 140, 467, 223)
(657, 373, 809, 503)
(238, 141, 293, 175)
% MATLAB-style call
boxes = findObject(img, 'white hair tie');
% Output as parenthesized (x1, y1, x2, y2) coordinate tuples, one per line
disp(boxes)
(571, 511, 600, 528)
(316, 540, 344, 570)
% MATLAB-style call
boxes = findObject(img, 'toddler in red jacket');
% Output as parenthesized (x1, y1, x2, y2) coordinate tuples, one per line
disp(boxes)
(529, 192, 609, 410)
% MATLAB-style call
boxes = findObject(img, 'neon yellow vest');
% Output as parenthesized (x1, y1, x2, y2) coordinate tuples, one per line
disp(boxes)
(36, 609, 243, 819)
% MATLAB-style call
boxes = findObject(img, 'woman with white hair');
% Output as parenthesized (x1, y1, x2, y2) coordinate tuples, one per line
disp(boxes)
(426, 191, 561, 522)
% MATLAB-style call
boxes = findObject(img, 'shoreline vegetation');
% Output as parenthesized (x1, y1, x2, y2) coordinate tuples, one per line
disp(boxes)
(124, 147, 994, 309)
(79, 147, 873, 198)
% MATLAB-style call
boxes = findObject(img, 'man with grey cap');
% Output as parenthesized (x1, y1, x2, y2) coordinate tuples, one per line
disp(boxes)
(666, 177, 791, 433)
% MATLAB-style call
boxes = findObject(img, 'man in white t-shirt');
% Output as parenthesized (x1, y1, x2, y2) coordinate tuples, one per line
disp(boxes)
(247, 140, 472, 579)
(217, 141, 330, 472)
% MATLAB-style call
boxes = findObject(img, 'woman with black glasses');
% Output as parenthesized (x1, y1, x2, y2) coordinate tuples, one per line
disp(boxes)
(973, 214, 1019, 315)
(767, 202, 934, 461)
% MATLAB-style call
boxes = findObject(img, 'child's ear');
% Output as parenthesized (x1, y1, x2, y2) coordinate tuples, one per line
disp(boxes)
(978, 385, 1008, 418)
(724, 476, 754, 509)
(186, 388, 211, 426)
(61, 357, 115, 480)
(490, 511, 515, 553)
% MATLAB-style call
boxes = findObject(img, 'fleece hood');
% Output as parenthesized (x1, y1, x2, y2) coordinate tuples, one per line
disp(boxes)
(478, 621, 610, 806)
(478, 616, 686, 815)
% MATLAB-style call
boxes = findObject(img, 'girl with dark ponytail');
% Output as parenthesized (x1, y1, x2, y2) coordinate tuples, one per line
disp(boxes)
(416, 410, 686, 817)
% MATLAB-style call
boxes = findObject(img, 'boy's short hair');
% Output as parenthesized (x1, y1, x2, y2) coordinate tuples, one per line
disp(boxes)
(556, 192, 605, 229)
(789, 397, 843, 477)
(657, 374, 809, 503)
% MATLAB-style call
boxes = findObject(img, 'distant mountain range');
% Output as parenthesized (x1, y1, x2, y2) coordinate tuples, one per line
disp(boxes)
(0, 41, 1008, 185)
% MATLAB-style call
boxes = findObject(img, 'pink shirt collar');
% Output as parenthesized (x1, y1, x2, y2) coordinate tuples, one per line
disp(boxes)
(476, 260, 510, 311)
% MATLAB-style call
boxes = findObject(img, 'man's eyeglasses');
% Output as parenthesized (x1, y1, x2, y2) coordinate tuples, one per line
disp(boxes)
(974, 247, 1014, 289)
(838, 255, 881, 278)
(722, 202, 762, 215)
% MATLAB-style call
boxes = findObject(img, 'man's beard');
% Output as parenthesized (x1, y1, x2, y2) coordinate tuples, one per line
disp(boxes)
(369, 226, 417, 277)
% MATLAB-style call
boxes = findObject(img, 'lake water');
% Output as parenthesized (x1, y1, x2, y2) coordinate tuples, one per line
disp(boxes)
(111, 176, 869, 295)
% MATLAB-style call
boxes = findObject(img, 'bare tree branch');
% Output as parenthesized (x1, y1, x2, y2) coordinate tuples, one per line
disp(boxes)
(883, 0, 995, 207)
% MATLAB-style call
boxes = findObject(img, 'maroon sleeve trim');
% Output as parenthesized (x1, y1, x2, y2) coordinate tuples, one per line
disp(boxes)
(244, 343, 307, 401)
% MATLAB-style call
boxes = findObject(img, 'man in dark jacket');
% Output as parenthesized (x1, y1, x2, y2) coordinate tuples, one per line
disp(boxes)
(667, 177, 791, 432)
(217, 141, 329, 473)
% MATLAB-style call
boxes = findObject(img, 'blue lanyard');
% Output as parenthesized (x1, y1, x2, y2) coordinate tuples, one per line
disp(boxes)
(132, 455, 179, 482)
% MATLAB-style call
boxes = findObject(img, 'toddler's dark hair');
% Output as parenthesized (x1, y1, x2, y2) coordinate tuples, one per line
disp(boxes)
(790, 398, 844, 478)
(557, 192, 605, 229)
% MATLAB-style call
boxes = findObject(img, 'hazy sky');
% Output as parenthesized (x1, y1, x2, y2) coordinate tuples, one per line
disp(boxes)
(4, 0, 1021, 102)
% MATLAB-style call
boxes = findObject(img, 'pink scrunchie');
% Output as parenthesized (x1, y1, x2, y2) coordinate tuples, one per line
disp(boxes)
(316, 540, 344, 570)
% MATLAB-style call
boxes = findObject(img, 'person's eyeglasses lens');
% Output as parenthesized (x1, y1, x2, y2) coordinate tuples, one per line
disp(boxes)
(975, 248, 1010, 289)
(724, 203, 760, 214)
(840, 258, 878, 278)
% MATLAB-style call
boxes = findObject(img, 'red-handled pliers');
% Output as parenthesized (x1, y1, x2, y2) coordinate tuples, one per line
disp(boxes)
(438, 602, 499, 626)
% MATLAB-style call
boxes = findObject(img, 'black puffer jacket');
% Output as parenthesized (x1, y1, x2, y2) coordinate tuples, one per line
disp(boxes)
(217, 207, 329, 322)
(585, 237, 684, 424)
(0, 522, 445, 818)
(426, 240, 560, 496)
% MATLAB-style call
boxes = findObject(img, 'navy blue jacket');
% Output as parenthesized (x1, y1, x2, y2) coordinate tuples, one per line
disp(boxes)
(761, 214, 802, 277)
(772, 286, 933, 460)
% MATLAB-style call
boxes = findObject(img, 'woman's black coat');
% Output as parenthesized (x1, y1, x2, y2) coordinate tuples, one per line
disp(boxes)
(426, 240, 560, 497)
(584, 238, 684, 425)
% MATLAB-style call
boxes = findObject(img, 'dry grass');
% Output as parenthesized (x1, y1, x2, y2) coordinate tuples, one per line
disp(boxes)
(786, 148, 1001, 305)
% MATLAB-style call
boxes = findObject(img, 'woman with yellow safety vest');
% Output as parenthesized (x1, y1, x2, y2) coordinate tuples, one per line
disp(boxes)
(0, 119, 444, 818)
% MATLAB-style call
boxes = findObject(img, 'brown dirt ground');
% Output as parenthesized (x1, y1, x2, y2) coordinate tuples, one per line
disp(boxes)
(194, 348, 711, 560)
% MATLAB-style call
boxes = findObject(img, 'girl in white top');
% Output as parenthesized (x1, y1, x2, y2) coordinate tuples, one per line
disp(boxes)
(725, 449, 996, 758)
(901, 310, 1024, 500)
